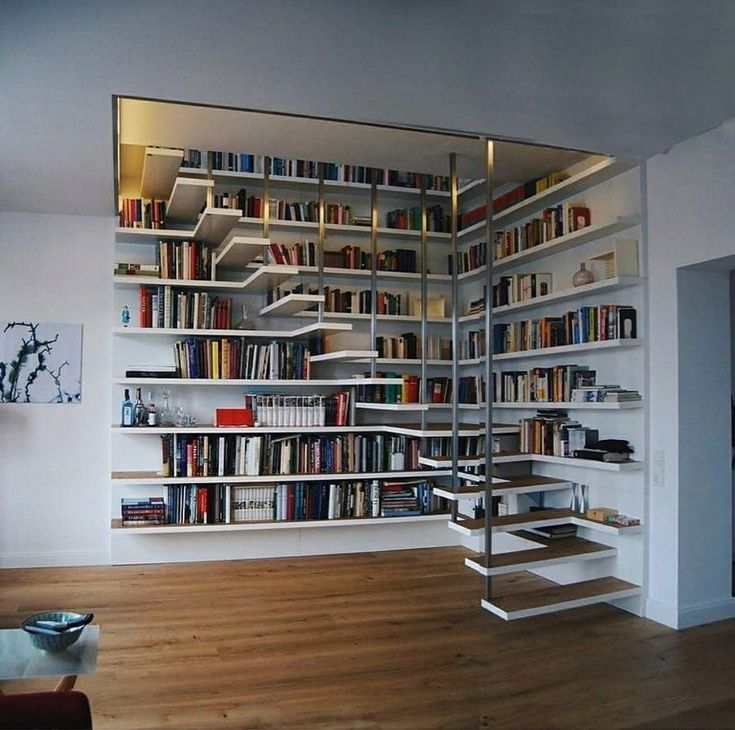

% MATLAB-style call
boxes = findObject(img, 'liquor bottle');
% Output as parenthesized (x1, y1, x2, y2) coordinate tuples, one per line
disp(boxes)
(134, 387, 146, 426)
(146, 391, 158, 426)
(121, 389, 134, 427)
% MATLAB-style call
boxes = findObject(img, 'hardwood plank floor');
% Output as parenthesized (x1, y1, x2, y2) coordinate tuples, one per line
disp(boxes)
(1, 547, 734, 729)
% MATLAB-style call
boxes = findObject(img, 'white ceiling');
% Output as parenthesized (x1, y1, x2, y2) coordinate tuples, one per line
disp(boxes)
(2, 0, 735, 217)
(118, 98, 592, 183)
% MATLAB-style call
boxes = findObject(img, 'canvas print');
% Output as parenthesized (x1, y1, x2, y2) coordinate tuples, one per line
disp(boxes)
(0, 321, 82, 403)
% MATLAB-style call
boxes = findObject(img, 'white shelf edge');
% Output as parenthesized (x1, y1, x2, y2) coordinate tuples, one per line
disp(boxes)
(111, 512, 450, 535)
(492, 401, 643, 410)
(310, 350, 378, 363)
(259, 293, 323, 317)
(112, 469, 452, 485)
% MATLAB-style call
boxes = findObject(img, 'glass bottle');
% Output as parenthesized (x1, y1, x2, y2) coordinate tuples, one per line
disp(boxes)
(572, 262, 594, 287)
(158, 387, 171, 427)
(134, 387, 146, 426)
(121, 388, 134, 427)
(147, 391, 158, 426)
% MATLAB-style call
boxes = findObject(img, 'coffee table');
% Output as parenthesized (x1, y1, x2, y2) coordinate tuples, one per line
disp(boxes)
(0, 626, 99, 692)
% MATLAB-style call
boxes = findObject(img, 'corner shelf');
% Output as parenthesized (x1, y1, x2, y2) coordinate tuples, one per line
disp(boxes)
(492, 401, 643, 410)
(112, 321, 353, 339)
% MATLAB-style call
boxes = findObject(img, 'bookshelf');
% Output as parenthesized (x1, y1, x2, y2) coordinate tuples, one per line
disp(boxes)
(112, 144, 464, 563)
(113, 113, 646, 621)
(452, 149, 646, 620)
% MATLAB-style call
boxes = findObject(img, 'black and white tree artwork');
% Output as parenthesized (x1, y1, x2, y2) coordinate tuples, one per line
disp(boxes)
(0, 322, 82, 403)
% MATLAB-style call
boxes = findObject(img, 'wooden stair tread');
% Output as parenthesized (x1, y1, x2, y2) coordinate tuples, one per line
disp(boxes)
(468, 535, 612, 569)
(487, 577, 639, 613)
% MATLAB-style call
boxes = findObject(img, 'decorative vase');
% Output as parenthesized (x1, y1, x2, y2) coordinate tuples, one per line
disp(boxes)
(234, 305, 256, 330)
(572, 262, 594, 287)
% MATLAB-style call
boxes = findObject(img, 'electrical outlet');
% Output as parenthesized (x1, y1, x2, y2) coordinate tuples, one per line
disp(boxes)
(652, 450, 665, 487)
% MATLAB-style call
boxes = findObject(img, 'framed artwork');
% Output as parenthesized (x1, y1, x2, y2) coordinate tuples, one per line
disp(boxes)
(0, 321, 83, 403)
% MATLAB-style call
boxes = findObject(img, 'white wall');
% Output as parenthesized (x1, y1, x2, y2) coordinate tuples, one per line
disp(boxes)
(0, 211, 113, 566)
(646, 120, 735, 627)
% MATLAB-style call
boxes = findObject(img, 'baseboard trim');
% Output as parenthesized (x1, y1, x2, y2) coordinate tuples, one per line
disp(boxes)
(0, 551, 109, 568)
(646, 596, 735, 629)
(677, 598, 735, 629)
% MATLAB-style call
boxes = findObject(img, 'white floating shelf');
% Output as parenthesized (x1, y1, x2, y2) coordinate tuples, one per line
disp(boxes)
(112, 321, 352, 339)
(111, 469, 452, 485)
(115, 207, 244, 246)
(111, 512, 449, 535)
(166, 177, 213, 224)
(493, 276, 643, 316)
(193, 207, 243, 246)
(260, 293, 323, 317)
(418, 456, 484, 468)
(296, 311, 451, 324)
(310, 350, 378, 363)
(270, 219, 319, 230)
(242, 264, 299, 292)
(355, 403, 429, 412)
(493, 338, 641, 362)
(297, 266, 451, 284)
(493, 216, 640, 273)
(140, 147, 184, 199)
(457, 265, 487, 281)
(113, 377, 404, 387)
(214, 234, 271, 269)
(491, 453, 644, 471)
(352, 358, 451, 366)
(375, 227, 451, 241)
(492, 401, 642, 410)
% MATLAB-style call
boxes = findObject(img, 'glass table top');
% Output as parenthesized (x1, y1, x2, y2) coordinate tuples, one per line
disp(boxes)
(0, 626, 99, 680)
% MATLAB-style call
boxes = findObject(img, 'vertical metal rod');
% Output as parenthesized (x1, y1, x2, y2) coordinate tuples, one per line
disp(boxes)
(450, 153, 459, 522)
(370, 169, 378, 379)
(419, 179, 428, 432)
(317, 162, 326, 323)
(483, 139, 495, 601)
(263, 156, 270, 239)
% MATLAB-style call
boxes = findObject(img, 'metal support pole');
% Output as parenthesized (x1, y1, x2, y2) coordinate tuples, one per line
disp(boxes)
(450, 153, 459, 522)
(263, 156, 270, 239)
(483, 139, 495, 601)
(317, 162, 326, 323)
(370, 169, 378, 379)
(420, 179, 428, 432)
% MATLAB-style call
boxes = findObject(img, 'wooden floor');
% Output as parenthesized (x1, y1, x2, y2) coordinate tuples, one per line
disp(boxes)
(2, 547, 735, 729)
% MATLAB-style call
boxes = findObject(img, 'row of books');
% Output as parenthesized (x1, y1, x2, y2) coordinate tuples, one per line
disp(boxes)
(260, 433, 422, 475)
(493, 364, 598, 404)
(459, 329, 486, 360)
(492, 305, 637, 354)
(375, 334, 451, 361)
(213, 191, 246, 211)
(458, 170, 570, 229)
(267, 240, 317, 266)
(355, 374, 484, 405)
(182, 149, 451, 190)
(173, 338, 311, 380)
(118, 198, 166, 229)
(321, 287, 410, 316)
(120, 497, 165, 526)
(385, 204, 450, 232)
(493, 204, 591, 261)
(160, 434, 262, 478)
(123, 479, 448, 527)
(323, 245, 371, 270)
(423, 436, 484, 460)
(493, 273, 552, 307)
(157, 240, 213, 281)
(138, 286, 232, 330)
(448, 241, 486, 275)
(243, 392, 351, 427)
